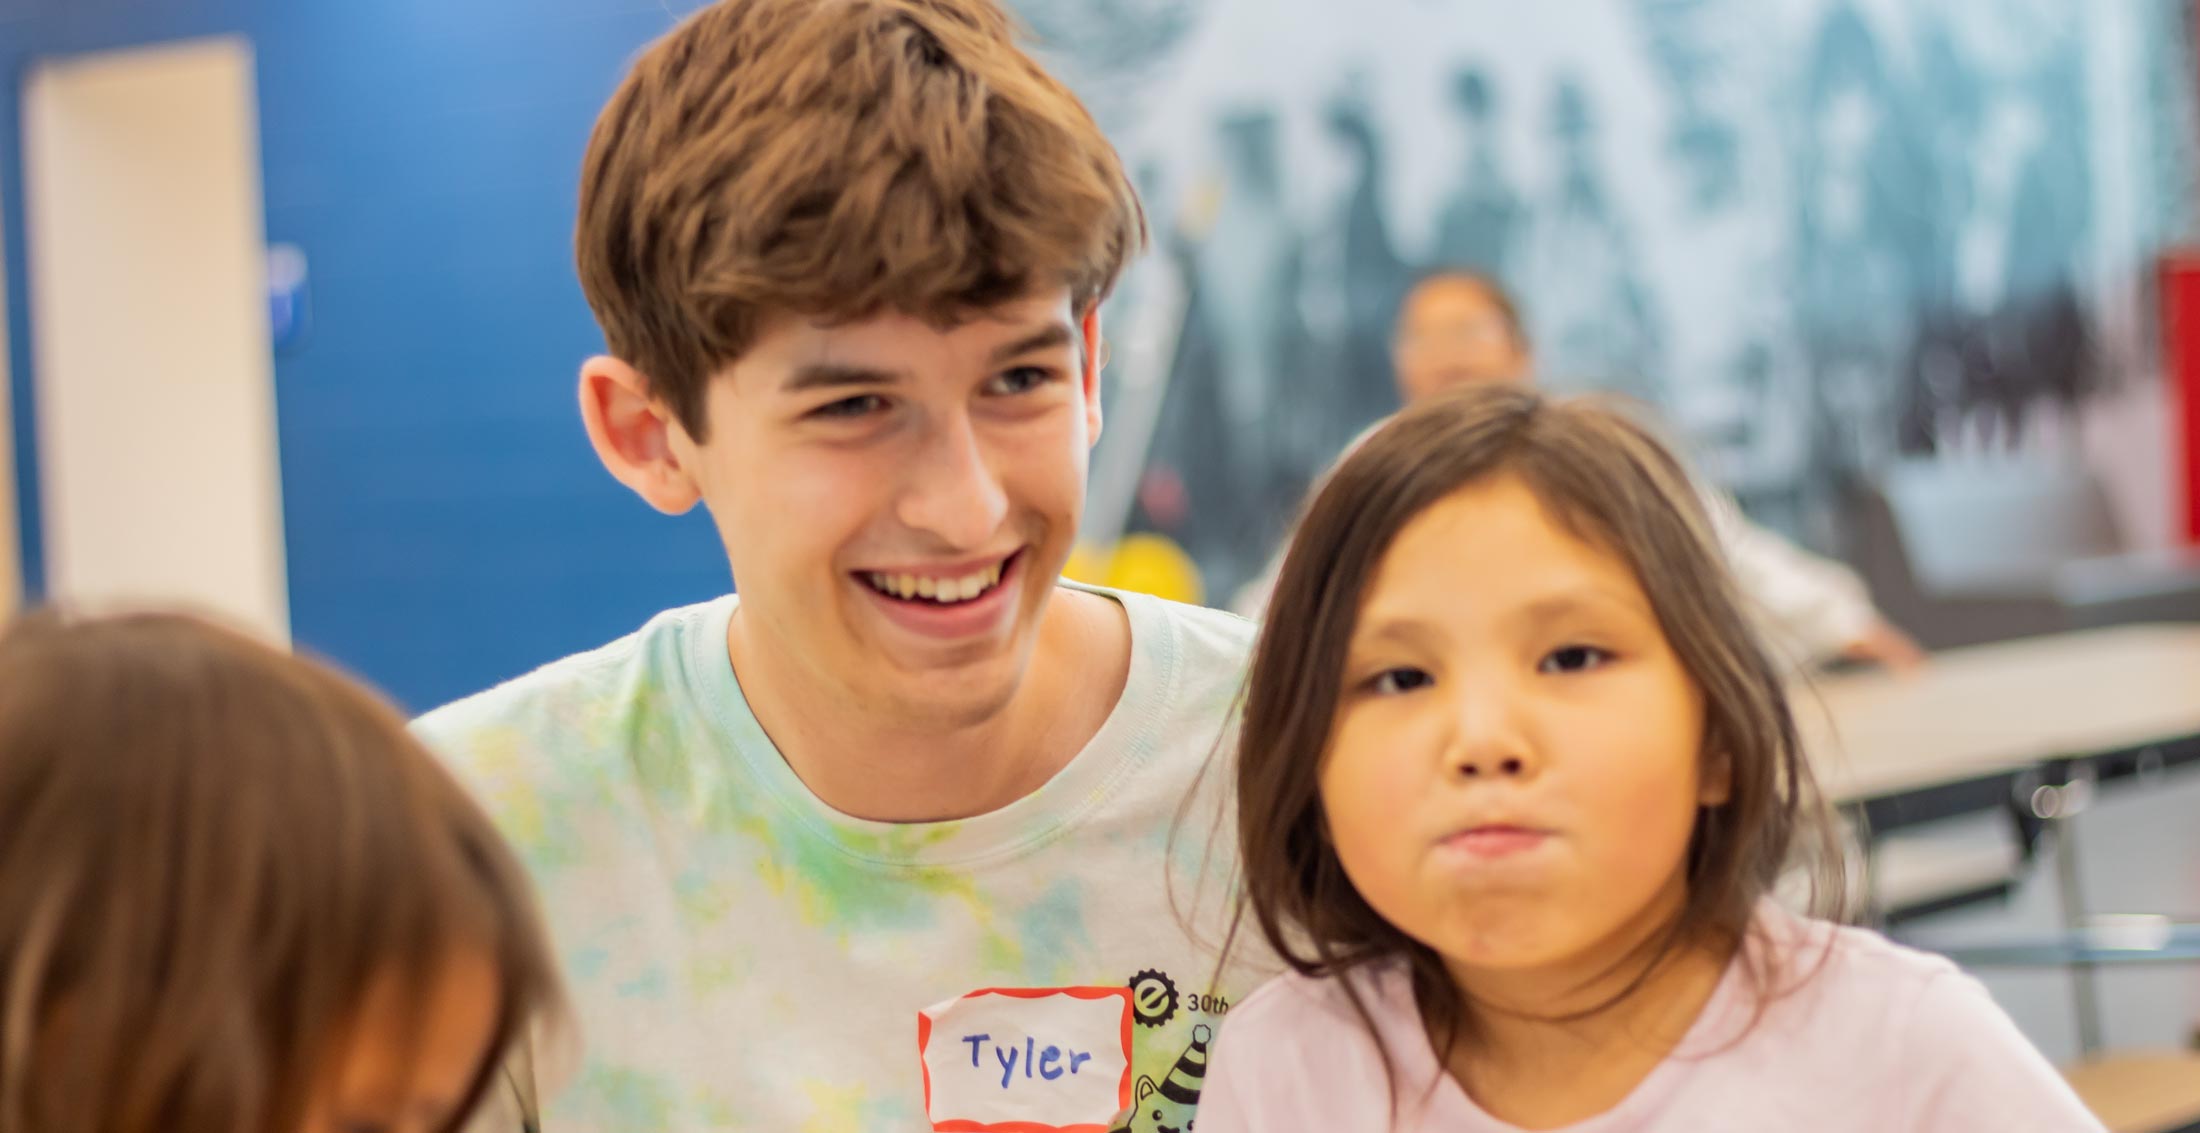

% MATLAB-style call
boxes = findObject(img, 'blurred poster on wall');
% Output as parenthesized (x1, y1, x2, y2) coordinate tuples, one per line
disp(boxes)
(1024, 0, 2199, 599)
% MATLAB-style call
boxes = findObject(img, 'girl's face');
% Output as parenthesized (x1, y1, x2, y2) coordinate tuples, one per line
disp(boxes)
(1318, 475, 1726, 987)
(300, 949, 503, 1133)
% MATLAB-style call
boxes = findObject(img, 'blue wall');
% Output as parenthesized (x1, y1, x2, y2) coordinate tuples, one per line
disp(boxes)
(1, 0, 732, 709)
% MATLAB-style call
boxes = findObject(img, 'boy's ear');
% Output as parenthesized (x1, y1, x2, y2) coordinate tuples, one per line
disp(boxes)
(578, 355, 703, 515)
(1079, 305, 1105, 446)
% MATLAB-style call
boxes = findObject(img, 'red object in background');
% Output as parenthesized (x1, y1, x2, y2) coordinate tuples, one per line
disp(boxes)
(1137, 465, 1191, 532)
(2162, 252, 2200, 542)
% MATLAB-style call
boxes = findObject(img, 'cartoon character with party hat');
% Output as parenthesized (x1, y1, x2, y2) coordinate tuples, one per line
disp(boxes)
(1109, 1024, 1211, 1133)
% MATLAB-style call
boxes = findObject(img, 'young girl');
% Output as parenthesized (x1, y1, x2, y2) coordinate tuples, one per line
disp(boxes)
(0, 610, 563, 1133)
(1199, 387, 2101, 1131)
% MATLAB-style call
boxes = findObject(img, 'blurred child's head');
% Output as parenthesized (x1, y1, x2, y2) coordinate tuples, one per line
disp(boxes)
(1235, 385, 1835, 1050)
(571, 0, 1145, 731)
(0, 611, 562, 1133)
(1390, 270, 1532, 404)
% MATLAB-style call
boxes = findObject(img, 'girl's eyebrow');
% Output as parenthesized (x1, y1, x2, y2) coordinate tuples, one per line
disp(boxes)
(1508, 585, 1654, 631)
(1354, 583, 1649, 649)
(1346, 614, 1443, 655)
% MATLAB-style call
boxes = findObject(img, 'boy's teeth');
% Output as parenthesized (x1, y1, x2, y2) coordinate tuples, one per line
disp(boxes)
(867, 558, 1010, 603)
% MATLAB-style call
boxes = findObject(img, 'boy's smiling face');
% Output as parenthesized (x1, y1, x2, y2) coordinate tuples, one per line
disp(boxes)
(635, 289, 1102, 729)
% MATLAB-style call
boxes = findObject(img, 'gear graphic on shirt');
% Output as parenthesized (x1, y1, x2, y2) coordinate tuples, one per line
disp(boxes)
(1128, 968, 1179, 1028)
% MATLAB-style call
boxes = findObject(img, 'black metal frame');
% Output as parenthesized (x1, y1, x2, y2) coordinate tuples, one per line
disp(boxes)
(1844, 726, 2200, 1124)
(1852, 732, 2200, 840)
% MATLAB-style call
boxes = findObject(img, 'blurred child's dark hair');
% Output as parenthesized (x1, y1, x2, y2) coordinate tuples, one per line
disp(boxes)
(0, 609, 562, 1133)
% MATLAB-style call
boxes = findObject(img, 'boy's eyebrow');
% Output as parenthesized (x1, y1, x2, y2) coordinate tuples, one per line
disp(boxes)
(782, 361, 900, 394)
(779, 323, 1076, 394)
(989, 322, 1076, 363)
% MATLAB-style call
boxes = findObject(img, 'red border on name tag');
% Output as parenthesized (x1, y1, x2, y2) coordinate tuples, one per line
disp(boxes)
(917, 986, 1134, 1133)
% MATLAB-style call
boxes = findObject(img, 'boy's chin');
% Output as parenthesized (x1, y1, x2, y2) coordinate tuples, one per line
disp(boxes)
(870, 663, 1027, 730)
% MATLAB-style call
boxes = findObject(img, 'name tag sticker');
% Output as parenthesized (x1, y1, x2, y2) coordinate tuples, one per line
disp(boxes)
(918, 986, 1133, 1132)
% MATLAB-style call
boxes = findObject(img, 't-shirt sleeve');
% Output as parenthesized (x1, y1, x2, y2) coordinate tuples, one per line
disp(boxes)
(1194, 1030, 1262, 1133)
(1193, 977, 1408, 1133)
(1900, 971, 2107, 1131)
(1704, 486, 1881, 665)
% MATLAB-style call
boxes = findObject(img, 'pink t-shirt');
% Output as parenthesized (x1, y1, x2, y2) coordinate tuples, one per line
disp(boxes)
(1199, 905, 2105, 1132)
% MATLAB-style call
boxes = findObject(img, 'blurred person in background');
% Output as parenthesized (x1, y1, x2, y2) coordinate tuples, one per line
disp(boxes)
(1235, 268, 1925, 673)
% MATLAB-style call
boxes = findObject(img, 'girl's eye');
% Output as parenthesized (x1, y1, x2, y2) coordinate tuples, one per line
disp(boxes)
(1538, 645, 1614, 674)
(812, 394, 886, 419)
(1368, 667, 1433, 695)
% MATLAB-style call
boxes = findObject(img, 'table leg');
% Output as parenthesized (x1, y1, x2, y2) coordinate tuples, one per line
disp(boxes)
(2035, 766, 2104, 1057)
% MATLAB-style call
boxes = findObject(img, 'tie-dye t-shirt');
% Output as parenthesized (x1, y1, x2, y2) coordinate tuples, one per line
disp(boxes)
(417, 584, 1267, 1132)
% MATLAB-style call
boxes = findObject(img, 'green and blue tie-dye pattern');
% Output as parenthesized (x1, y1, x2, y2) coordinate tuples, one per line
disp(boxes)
(568, 1065, 680, 1129)
(418, 588, 1269, 1131)
(797, 1080, 925, 1132)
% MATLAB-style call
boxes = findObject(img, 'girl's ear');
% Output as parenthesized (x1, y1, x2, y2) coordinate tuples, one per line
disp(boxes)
(1698, 747, 1734, 807)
